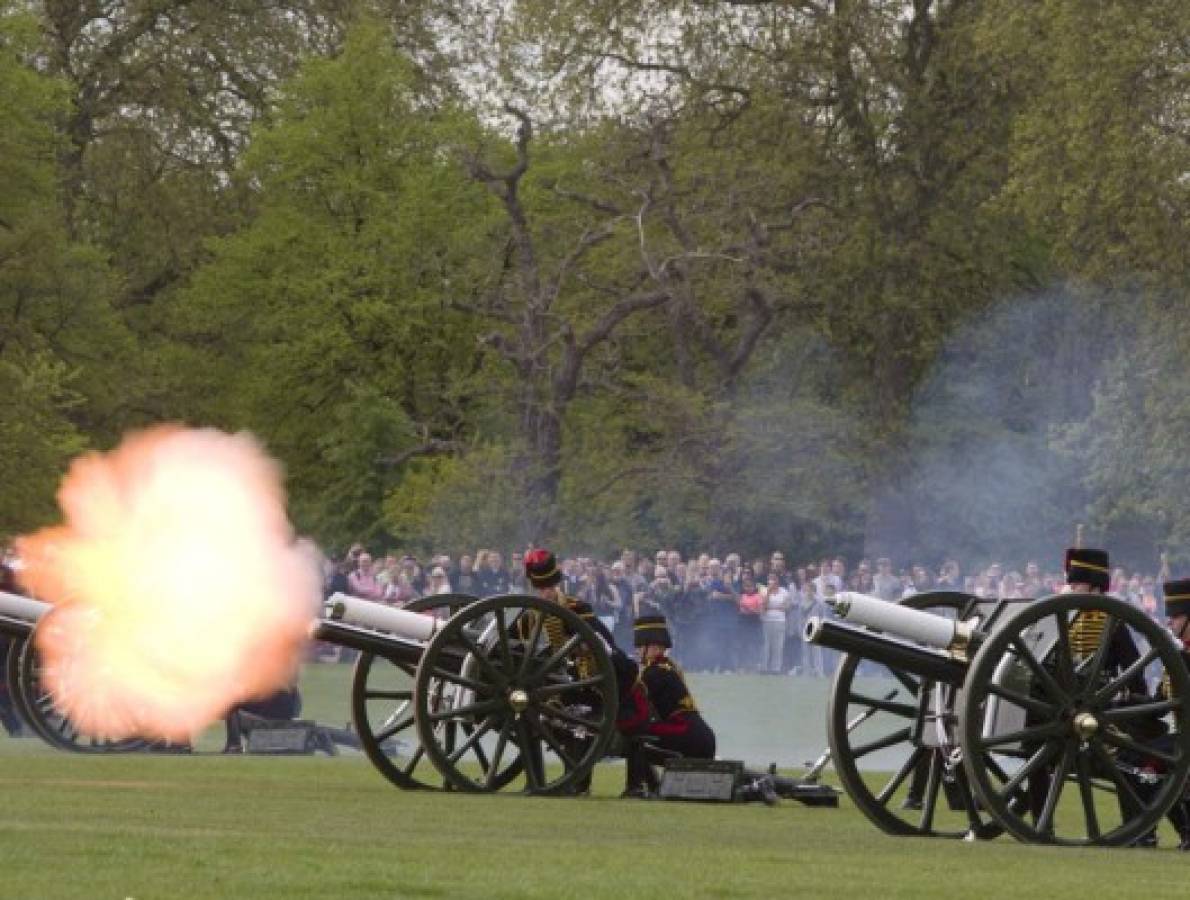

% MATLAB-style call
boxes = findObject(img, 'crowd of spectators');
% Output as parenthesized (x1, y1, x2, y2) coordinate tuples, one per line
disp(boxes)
(323, 545, 1173, 676)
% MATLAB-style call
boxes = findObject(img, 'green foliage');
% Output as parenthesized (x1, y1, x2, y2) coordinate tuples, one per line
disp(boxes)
(175, 20, 496, 545)
(382, 443, 531, 556)
(0, 351, 87, 534)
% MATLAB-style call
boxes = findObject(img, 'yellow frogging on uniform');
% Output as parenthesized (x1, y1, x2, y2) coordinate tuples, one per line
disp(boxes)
(1069, 609, 1107, 658)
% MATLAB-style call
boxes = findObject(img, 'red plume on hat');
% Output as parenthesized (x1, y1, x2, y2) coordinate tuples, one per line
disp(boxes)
(524, 548, 562, 587)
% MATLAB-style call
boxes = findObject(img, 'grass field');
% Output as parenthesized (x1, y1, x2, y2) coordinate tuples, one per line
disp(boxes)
(1, 665, 1189, 899)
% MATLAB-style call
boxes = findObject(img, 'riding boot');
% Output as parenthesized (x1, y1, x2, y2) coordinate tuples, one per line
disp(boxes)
(622, 743, 655, 798)
(1167, 800, 1190, 851)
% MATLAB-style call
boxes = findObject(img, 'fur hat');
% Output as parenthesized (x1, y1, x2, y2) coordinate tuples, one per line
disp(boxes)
(524, 548, 562, 588)
(1164, 578, 1190, 617)
(1064, 548, 1110, 592)
(633, 614, 672, 648)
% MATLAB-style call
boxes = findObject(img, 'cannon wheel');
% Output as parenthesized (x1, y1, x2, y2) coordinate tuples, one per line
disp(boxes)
(413, 593, 617, 795)
(11, 635, 150, 753)
(827, 591, 1003, 838)
(351, 593, 524, 791)
(959, 592, 1190, 846)
(3, 635, 36, 737)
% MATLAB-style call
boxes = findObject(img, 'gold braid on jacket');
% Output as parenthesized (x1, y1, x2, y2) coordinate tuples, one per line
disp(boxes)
(519, 597, 596, 680)
(1068, 609, 1107, 658)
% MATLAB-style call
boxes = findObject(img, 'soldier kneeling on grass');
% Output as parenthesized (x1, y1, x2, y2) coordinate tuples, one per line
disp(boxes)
(617, 615, 778, 804)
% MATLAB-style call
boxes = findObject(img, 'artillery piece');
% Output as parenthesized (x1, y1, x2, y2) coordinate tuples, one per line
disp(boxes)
(313, 591, 620, 794)
(0, 591, 150, 752)
(805, 590, 1190, 846)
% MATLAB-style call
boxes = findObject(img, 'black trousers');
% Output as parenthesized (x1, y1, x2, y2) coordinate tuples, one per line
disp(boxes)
(625, 714, 716, 790)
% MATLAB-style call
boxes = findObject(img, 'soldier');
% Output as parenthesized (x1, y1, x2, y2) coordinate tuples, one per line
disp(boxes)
(619, 614, 718, 797)
(522, 548, 636, 793)
(1062, 548, 1144, 692)
(1134, 576, 1190, 849)
(1050, 548, 1165, 844)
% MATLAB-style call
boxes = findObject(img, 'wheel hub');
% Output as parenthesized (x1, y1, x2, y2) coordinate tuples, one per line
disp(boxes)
(1072, 711, 1099, 740)
(508, 688, 530, 714)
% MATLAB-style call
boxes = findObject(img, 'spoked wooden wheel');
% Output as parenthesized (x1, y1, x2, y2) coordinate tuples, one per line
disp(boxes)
(959, 592, 1190, 846)
(3, 635, 36, 737)
(413, 594, 617, 794)
(828, 591, 1002, 838)
(351, 593, 519, 790)
(14, 636, 150, 753)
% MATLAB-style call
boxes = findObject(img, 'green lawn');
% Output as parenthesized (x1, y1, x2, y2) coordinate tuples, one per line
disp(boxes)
(0, 668, 1188, 899)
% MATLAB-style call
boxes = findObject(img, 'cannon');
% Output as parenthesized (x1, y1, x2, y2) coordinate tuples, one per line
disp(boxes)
(313, 591, 620, 794)
(805, 589, 1190, 846)
(0, 591, 151, 752)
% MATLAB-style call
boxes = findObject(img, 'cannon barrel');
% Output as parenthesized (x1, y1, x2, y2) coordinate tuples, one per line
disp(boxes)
(326, 592, 443, 641)
(313, 593, 470, 670)
(804, 616, 968, 685)
(0, 590, 49, 639)
(827, 591, 975, 654)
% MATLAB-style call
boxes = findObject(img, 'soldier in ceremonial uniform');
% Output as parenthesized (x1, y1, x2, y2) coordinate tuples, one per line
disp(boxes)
(1062, 548, 1145, 692)
(522, 547, 620, 658)
(522, 549, 637, 792)
(619, 615, 718, 797)
(1135, 577, 1190, 849)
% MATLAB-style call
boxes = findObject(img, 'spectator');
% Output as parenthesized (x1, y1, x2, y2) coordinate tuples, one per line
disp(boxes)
(783, 579, 804, 675)
(348, 553, 386, 601)
(384, 571, 416, 606)
(509, 550, 527, 591)
(326, 557, 351, 598)
(426, 566, 453, 596)
(704, 559, 737, 672)
(401, 555, 426, 596)
(937, 559, 963, 592)
(579, 564, 621, 633)
(854, 566, 875, 595)
(736, 571, 765, 671)
(453, 554, 481, 596)
(770, 552, 790, 587)
(800, 580, 826, 677)
(872, 558, 901, 603)
(606, 560, 634, 646)
(760, 573, 789, 674)
(478, 550, 511, 596)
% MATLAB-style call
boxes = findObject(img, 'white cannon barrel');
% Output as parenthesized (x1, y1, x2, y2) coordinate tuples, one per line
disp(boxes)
(0, 591, 49, 624)
(325, 592, 441, 642)
(827, 591, 973, 652)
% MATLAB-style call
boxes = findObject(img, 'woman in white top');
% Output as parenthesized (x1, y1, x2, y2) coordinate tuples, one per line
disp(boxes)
(761, 573, 789, 674)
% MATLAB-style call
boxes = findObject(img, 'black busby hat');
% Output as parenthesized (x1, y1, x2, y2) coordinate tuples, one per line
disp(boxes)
(1164, 579, 1190, 616)
(1064, 548, 1110, 592)
(633, 614, 672, 648)
(524, 548, 562, 588)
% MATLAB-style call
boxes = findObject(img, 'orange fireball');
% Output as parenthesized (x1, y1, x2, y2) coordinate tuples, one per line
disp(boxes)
(17, 425, 321, 742)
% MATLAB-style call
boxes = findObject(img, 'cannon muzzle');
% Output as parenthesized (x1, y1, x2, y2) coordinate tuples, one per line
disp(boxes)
(0, 590, 49, 639)
(804, 616, 968, 685)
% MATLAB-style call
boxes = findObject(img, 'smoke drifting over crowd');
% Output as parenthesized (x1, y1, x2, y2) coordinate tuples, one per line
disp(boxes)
(865, 287, 1130, 568)
(16, 426, 321, 742)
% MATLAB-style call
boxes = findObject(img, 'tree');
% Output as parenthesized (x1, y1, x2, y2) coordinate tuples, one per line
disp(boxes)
(175, 21, 494, 548)
(0, 4, 119, 533)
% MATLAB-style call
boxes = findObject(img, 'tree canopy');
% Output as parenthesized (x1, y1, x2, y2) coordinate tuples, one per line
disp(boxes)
(1, 0, 1186, 567)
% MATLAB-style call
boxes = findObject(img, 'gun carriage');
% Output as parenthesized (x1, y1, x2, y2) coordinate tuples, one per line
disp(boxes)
(313, 591, 619, 794)
(805, 590, 1190, 846)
